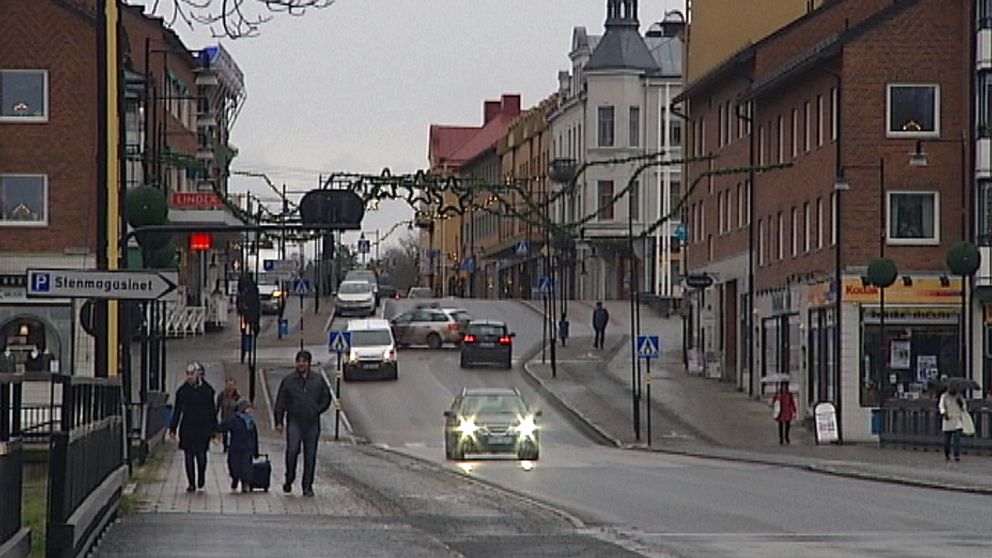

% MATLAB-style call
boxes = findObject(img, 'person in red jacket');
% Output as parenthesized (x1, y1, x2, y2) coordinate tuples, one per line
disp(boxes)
(772, 382, 797, 445)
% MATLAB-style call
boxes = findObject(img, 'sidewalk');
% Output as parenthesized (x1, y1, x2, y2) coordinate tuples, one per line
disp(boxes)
(520, 299, 992, 494)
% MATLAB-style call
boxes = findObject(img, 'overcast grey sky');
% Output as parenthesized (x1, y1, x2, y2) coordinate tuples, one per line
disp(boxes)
(152, 0, 685, 249)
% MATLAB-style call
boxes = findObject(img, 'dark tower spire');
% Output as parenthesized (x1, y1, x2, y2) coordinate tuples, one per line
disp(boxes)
(606, 0, 639, 26)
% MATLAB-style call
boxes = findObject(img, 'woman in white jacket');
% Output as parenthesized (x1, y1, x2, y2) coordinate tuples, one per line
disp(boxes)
(938, 385, 967, 462)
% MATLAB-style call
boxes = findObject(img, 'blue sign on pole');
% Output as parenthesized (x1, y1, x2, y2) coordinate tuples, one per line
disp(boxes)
(674, 224, 688, 243)
(328, 331, 352, 354)
(515, 241, 529, 256)
(637, 335, 660, 359)
(292, 278, 313, 296)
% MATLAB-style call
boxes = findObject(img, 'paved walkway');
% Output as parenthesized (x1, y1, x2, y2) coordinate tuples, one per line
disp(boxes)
(521, 299, 992, 494)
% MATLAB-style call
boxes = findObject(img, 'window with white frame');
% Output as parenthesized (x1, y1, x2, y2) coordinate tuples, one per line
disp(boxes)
(816, 95, 824, 147)
(888, 192, 938, 244)
(830, 87, 838, 141)
(979, 180, 992, 245)
(816, 197, 824, 249)
(887, 84, 939, 137)
(791, 109, 799, 159)
(718, 191, 725, 234)
(0, 174, 47, 225)
(700, 116, 706, 155)
(718, 104, 725, 148)
(758, 125, 766, 165)
(758, 219, 765, 265)
(777, 116, 785, 163)
(979, 71, 991, 137)
(745, 180, 752, 225)
(804, 101, 811, 152)
(598, 180, 614, 220)
(791, 207, 799, 257)
(598, 106, 615, 147)
(831, 192, 837, 245)
(629, 106, 640, 147)
(670, 117, 682, 147)
(629, 180, 640, 221)
(777, 212, 784, 261)
(803, 202, 811, 253)
(0, 70, 48, 121)
(737, 183, 744, 228)
(981, 0, 992, 28)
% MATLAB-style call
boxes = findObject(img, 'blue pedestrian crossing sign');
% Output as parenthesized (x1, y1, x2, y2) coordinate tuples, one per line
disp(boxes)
(637, 335, 660, 359)
(292, 278, 312, 296)
(515, 241, 529, 256)
(328, 331, 352, 354)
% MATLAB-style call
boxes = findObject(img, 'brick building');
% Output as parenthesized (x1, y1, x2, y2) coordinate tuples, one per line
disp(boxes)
(677, 0, 973, 441)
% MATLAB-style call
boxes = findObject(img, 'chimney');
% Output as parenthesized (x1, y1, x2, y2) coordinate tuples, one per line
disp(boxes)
(501, 94, 521, 118)
(484, 101, 501, 124)
(659, 10, 686, 38)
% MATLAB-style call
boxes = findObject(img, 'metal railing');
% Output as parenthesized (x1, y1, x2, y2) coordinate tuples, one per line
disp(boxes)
(158, 304, 206, 337)
(1, 373, 30, 557)
(879, 399, 992, 454)
(47, 376, 125, 558)
(20, 404, 60, 444)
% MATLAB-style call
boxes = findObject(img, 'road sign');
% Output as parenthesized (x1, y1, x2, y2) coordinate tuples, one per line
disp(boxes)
(515, 241, 529, 256)
(684, 274, 714, 290)
(674, 224, 687, 242)
(637, 335, 660, 359)
(263, 259, 299, 274)
(26, 269, 178, 301)
(538, 276, 554, 292)
(292, 278, 313, 296)
(358, 239, 371, 254)
(328, 331, 352, 354)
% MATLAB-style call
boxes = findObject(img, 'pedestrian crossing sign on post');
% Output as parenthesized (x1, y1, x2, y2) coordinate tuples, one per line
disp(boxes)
(292, 278, 313, 297)
(637, 335, 660, 359)
(328, 331, 352, 354)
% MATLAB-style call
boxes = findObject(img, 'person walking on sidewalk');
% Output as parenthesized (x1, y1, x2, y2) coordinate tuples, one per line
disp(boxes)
(217, 400, 259, 492)
(170, 361, 217, 492)
(216, 377, 242, 453)
(771, 382, 796, 445)
(274, 350, 331, 497)
(939, 385, 967, 462)
(592, 302, 609, 349)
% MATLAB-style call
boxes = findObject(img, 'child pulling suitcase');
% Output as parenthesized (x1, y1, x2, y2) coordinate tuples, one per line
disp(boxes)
(217, 400, 261, 492)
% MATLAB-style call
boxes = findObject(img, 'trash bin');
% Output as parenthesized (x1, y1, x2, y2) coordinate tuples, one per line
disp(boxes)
(870, 409, 884, 435)
(278, 319, 289, 337)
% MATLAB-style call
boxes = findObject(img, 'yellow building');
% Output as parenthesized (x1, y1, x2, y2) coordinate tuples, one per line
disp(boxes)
(685, 0, 826, 84)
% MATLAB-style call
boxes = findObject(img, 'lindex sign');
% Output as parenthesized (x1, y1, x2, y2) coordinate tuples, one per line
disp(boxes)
(684, 274, 714, 289)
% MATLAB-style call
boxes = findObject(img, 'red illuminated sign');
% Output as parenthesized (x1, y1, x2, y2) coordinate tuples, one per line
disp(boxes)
(189, 233, 214, 252)
(171, 192, 224, 208)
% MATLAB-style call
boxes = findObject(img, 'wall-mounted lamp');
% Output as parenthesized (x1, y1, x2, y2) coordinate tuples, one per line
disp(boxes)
(18, 324, 29, 336)
(909, 139, 929, 167)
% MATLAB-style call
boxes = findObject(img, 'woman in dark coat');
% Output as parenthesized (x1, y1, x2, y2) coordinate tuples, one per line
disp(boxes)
(169, 362, 217, 492)
(217, 400, 260, 492)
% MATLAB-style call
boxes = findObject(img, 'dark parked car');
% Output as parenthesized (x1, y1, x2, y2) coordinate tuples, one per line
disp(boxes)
(459, 320, 514, 369)
(444, 387, 540, 461)
(378, 284, 399, 300)
(407, 287, 433, 298)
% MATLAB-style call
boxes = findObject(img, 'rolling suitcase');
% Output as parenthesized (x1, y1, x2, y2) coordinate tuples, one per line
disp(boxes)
(249, 454, 271, 491)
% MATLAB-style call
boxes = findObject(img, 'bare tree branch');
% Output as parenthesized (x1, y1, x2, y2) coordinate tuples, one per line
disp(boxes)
(140, 0, 335, 39)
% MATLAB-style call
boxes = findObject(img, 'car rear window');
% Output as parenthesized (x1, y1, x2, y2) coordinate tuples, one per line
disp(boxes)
(339, 282, 371, 294)
(460, 395, 527, 414)
(451, 311, 471, 323)
(350, 329, 392, 346)
(468, 324, 505, 336)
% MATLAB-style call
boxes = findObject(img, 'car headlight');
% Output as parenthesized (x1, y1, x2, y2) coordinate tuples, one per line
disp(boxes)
(271, 290, 283, 298)
(515, 415, 538, 438)
(348, 350, 360, 363)
(457, 417, 478, 437)
(382, 349, 396, 362)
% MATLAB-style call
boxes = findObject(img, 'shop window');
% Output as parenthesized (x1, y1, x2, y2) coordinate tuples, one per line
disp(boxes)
(0, 69, 48, 122)
(888, 191, 938, 245)
(979, 71, 992, 138)
(0, 174, 47, 225)
(860, 307, 960, 406)
(980, 0, 992, 28)
(0, 317, 60, 373)
(887, 84, 939, 137)
(598, 106, 615, 147)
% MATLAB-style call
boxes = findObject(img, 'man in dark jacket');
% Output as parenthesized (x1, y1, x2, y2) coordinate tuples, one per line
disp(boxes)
(170, 361, 217, 492)
(592, 302, 609, 349)
(274, 350, 331, 497)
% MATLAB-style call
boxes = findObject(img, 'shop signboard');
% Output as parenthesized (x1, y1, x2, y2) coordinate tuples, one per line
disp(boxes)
(813, 402, 839, 444)
(842, 277, 962, 305)
(170, 192, 224, 208)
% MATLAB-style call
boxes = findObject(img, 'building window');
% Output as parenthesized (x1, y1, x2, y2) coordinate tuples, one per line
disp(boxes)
(0, 174, 47, 225)
(0, 70, 48, 122)
(791, 207, 799, 257)
(717, 103, 725, 148)
(737, 183, 744, 229)
(598, 106, 615, 147)
(777, 116, 785, 163)
(816, 197, 824, 250)
(831, 191, 837, 245)
(670, 117, 682, 147)
(629, 106, 640, 147)
(669, 178, 681, 219)
(700, 116, 706, 155)
(777, 212, 784, 261)
(629, 180, 640, 221)
(887, 84, 939, 137)
(816, 95, 824, 147)
(598, 180, 614, 220)
(980, 0, 992, 28)
(804, 101, 811, 152)
(888, 192, 939, 244)
(980, 71, 992, 138)
(980, 180, 992, 245)
(791, 109, 799, 159)
(745, 180, 751, 225)
(758, 125, 766, 165)
(803, 202, 811, 253)
(758, 219, 765, 266)
(830, 87, 838, 141)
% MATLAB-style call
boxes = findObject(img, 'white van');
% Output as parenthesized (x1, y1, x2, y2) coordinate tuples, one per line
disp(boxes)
(343, 318, 398, 381)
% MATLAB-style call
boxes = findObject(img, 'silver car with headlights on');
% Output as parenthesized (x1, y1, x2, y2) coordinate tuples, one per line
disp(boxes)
(334, 280, 376, 317)
(443, 387, 540, 461)
(343, 319, 398, 381)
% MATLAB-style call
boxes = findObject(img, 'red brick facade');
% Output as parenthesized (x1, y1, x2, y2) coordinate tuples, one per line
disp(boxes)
(0, 0, 100, 253)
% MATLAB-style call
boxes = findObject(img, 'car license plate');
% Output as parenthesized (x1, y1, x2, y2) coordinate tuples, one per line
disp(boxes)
(362, 363, 379, 369)
(488, 435, 513, 444)
(480, 342, 495, 348)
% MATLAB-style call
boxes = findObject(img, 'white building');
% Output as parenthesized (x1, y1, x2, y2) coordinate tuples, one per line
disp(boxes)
(548, 0, 684, 302)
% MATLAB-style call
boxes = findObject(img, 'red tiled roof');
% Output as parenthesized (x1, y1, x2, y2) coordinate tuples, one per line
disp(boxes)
(445, 114, 515, 168)
(428, 125, 480, 170)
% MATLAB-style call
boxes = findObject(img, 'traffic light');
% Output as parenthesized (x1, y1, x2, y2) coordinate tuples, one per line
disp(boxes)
(237, 274, 260, 333)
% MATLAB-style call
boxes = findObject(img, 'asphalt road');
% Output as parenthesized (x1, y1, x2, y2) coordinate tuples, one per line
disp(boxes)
(333, 298, 992, 558)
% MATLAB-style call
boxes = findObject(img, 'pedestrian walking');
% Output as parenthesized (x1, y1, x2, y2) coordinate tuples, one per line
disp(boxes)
(217, 400, 259, 492)
(274, 350, 331, 497)
(592, 302, 609, 349)
(558, 313, 570, 347)
(939, 385, 968, 461)
(169, 362, 217, 492)
(771, 382, 796, 445)
(216, 377, 242, 453)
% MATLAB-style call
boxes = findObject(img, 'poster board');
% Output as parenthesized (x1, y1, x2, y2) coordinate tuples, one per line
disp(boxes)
(813, 402, 839, 444)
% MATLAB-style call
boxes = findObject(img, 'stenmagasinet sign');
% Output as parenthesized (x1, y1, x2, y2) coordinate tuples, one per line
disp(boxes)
(26, 269, 178, 301)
